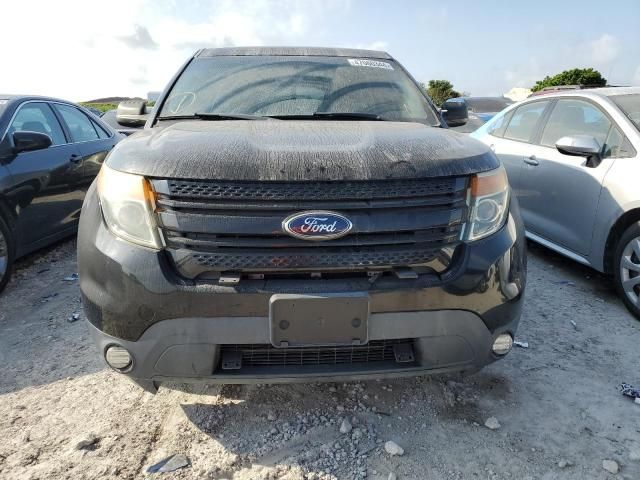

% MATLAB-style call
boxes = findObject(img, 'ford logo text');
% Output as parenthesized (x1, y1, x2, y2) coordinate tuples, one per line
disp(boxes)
(282, 211, 353, 241)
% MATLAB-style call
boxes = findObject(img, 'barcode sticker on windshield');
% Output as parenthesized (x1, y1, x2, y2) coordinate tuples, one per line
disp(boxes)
(347, 59, 394, 70)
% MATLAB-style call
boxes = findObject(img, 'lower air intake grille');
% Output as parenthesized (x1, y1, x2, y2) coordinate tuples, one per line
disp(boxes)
(220, 339, 412, 367)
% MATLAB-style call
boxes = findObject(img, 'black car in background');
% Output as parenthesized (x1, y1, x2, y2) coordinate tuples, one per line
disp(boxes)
(448, 96, 514, 133)
(85, 106, 103, 118)
(0, 95, 122, 292)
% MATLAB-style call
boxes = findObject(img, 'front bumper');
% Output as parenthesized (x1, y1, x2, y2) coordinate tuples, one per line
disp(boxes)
(78, 183, 526, 388)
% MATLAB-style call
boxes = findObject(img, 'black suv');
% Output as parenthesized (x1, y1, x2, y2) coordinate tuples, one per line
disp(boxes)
(78, 47, 526, 392)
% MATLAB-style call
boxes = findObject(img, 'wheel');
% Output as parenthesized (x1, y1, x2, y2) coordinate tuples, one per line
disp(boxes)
(614, 222, 640, 320)
(0, 215, 14, 294)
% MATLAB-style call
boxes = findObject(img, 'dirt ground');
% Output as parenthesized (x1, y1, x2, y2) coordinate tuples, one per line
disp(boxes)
(1, 238, 639, 480)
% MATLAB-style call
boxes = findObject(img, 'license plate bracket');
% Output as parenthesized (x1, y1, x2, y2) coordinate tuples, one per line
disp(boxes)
(269, 293, 369, 348)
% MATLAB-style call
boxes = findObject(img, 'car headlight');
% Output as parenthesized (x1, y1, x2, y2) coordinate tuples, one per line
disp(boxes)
(97, 164, 162, 249)
(464, 166, 510, 241)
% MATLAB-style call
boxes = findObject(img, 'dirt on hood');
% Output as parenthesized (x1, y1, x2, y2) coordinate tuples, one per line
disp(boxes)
(106, 120, 498, 181)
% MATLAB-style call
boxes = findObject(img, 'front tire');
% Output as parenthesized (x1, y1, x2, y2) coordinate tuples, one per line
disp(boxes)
(0, 215, 14, 294)
(614, 222, 640, 320)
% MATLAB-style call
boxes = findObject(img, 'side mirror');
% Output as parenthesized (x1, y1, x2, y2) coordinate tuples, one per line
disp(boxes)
(441, 99, 468, 127)
(555, 135, 602, 167)
(13, 131, 53, 153)
(116, 100, 148, 127)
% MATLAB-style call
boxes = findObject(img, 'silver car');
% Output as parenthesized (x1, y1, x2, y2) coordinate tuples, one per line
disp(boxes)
(471, 87, 640, 319)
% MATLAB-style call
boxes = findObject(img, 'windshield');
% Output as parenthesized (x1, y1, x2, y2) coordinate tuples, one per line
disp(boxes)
(158, 56, 439, 124)
(0, 99, 8, 116)
(611, 94, 640, 132)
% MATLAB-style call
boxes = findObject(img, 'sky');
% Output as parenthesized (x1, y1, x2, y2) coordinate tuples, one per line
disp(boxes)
(1, 0, 639, 101)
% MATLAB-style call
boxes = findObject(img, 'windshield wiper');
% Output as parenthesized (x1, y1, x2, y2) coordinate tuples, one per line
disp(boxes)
(270, 112, 387, 121)
(158, 113, 266, 121)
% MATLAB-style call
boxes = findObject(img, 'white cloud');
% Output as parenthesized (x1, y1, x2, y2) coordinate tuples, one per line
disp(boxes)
(0, 0, 347, 101)
(502, 58, 545, 90)
(118, 25, 159, 50)
(588, 33, 620, 64)
(501, 34, 626, 94)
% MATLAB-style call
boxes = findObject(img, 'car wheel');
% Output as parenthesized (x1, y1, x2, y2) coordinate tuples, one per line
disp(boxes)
(614, 222, 640, 320)
(0, 215, 15, 294)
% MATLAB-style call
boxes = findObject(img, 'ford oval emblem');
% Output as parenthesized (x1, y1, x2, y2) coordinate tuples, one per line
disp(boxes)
(283, 211, 353, 241)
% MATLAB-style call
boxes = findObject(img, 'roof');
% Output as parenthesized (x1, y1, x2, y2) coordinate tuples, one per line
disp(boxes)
(529, 86, 640, 99)
(580, 86, 640, 97)
(196, 46, 392, 60)
(462, 96, 514, 102)
(0, 94, 75, 103)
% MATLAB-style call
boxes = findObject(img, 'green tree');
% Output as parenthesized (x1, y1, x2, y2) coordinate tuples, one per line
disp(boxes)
(531, 68, 606, 92)
(421, 80, 461, 107)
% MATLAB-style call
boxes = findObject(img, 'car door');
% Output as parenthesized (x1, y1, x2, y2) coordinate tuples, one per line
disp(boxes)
(489, 100, 551, 199)
(4, 101, 84, 249)
(52, 103, 117, 191)
(517, 98, 615, 256)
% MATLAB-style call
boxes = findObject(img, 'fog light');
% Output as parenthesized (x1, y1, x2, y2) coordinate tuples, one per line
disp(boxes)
(492, 334, 513, 355)
(105, 345, 132, 370)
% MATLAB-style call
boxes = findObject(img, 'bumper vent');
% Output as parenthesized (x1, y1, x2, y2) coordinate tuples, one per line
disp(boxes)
(219, 339, 413, 368)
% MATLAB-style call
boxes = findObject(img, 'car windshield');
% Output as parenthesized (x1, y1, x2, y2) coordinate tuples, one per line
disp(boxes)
(464, 97, 513, 113)
(611, 93, 640, 132)
(158, 56, 439, 124)
(0, 99, 8, 116)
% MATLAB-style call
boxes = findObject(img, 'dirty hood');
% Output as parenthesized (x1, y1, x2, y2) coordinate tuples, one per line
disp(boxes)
(106, 120, 499, 181)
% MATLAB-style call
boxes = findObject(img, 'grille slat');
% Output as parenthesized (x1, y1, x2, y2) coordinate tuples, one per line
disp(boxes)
(155, 194, 465, 212)
(160, 179, 460, 201)
(164, 226, 462, 250)
(220, 339, 410, 368)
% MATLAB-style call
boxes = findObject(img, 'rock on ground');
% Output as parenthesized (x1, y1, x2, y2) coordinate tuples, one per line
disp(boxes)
(340, 418, 352, 434)
(484, 417, 501, 430)
(602, 459, 619, 474)
(71, 433, 99, 451)
(384, 441, 404, 456)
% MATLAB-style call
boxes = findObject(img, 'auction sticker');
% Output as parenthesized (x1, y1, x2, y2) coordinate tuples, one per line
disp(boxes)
(347, 59, 394, 70)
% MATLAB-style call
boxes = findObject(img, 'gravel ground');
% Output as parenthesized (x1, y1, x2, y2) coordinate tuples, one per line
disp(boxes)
(1, 238, 639, 480)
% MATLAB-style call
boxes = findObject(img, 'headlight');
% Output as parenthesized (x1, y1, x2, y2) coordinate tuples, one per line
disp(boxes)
(464, 166, 510, 241)
(97, 164, 162, 249)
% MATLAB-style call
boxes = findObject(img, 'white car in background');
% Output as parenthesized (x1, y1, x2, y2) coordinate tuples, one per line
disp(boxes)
(472, 87, 640, 319)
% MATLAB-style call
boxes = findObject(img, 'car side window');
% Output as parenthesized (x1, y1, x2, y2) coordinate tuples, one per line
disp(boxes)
(91, 118, 111, 139)
(54, 104, 100, 142)
(540, 99, 611, 148)
(503, 101, 549, 143)
(603, 126, 636, 159)
(9, 102, 66, 145)
(487, 110, 513, 138)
